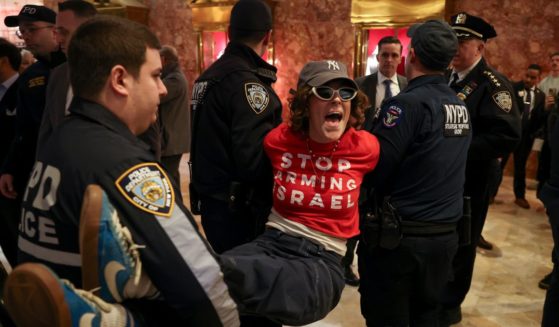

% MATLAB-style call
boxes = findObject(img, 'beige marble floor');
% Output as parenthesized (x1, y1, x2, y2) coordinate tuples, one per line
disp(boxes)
(178, 155, 553, 327)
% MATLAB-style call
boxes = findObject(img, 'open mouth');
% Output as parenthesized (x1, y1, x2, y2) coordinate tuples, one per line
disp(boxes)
(324, 111, 344, 129)
(325, 112, 343, 122)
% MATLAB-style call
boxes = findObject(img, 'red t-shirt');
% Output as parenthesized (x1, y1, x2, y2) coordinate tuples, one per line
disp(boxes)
(264, 123, 380, 239)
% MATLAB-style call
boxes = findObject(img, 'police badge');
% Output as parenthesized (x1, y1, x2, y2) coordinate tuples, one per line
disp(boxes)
(492, 91, 513, 112)
(383, 105, 403, 128)
(245, 83, 269, 114)
(116, 163, 175, 217)
(456, 13, 467, 24)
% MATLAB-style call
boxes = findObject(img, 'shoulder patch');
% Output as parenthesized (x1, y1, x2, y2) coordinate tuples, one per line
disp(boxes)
(115, 163, 175, 217)
(244, 82, 269, 114)
(492, 91, 513, 112)
(382, 105, 403, 128)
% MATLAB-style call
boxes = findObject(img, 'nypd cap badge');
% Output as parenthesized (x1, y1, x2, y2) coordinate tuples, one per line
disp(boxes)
(245, 82, 269, 114)
(115, 163, 175, 217)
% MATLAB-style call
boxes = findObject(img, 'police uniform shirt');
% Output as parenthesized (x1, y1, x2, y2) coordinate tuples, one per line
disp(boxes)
(191, 41, 282, 202)
(449, 58, 520, 160)
(18, 98, 239, 326)
(369, 74, 472, 222)
(450, 57, 481, 85)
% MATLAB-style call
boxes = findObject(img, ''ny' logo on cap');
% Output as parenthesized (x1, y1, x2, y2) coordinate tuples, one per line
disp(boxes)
(327, 60, 340, 71)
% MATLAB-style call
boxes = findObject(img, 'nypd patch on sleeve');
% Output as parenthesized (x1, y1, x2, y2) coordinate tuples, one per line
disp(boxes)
(115, 163, 175, 217)
(382, 105, 403, 128)
(245, 82, 269, 114)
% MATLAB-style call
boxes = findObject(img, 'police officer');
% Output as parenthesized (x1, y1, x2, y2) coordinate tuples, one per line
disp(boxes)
(0, 5, 65, 201)
(439, 13, 521, 325)
(190, 0, 281, 254)
(14, 16, 236, 326)
(358, 20, 471, 327)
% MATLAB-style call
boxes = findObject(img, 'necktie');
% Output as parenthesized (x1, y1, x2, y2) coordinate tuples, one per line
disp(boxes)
(450, 72, 459, 87)
(383, 79, 393, 100)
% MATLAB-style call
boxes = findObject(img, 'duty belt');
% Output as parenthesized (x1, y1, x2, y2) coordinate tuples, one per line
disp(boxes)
(366, 220, 457, 236)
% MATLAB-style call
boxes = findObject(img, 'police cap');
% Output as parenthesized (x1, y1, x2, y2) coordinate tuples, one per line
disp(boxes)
(297, 60, 358, 90)
(4, 5, 56, 27)
(230, 0, 272, 32)
(407, 20, 458, 71)
(449, 12, 497, 41)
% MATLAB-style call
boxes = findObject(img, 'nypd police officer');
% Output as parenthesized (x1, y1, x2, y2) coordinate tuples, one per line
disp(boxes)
(190, 0, 281, 254)
(358, 20, 472, 327)
(439, 13, 521, 325)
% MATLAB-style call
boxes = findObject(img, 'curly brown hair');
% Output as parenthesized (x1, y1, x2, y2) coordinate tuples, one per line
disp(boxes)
(288, 85, 369, 132)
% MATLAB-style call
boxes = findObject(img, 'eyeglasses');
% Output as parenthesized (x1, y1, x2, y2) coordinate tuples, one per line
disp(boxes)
(311, 86, 357, 102)
(16, 25, 54, 39)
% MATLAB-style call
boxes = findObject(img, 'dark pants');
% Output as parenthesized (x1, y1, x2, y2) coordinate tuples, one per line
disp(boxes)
(537, 139, 551, 198)
(341, 236, 359, 268)
(543, 199, 559, 326)
(358, 232, 458, 327)
(441, 160, 492, 311)
(161, 154, 183, 188)
(200, 196, 275, 326)
(221, 228, 345, 326)
(513, 134, 535, 199)
(0, 195, 21, 267)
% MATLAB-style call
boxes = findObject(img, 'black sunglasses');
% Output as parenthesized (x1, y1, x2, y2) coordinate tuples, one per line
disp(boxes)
(311, 86, 357, 102)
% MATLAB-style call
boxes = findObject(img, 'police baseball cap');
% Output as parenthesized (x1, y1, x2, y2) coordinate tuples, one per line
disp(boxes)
(230, 0, 272, 32)
(407, 20, 458, 71)
(449, 12, 497, 41)
(297, 60, 358, 90)
(4, 5, 56, 27)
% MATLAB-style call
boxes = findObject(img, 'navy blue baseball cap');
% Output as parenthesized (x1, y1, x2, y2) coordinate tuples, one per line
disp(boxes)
(407, 20, 458, 71)
(230, 0, 272, 32)
(4, 5, 56, 27)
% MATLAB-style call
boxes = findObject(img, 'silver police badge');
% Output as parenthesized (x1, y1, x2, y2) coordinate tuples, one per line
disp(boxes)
(245, 83, 269, 114)
(492, 91, 513, 113)
(116, 163, 175, 217)
(456, 13, 467, 24)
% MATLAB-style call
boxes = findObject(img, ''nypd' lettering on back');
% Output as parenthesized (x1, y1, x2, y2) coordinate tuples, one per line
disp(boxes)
(245, 83, 269, 114)
(443, 104, 470, 137)
(115, 163, 175, 217)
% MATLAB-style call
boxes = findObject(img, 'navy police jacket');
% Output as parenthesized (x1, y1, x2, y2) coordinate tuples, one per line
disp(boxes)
(191, 41, 282, 204)
(18, 98, 239, 326)
(368, 74, 472, 223)
(450, 58, 520, 161)
(1, 50, 65, 194)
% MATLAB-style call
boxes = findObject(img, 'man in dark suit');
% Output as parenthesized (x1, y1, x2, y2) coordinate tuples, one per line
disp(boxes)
(0, 38, 21, 266)
(356, 36, 408, 131)
(509, 64, 546, 209)
(159, 45, 190, 188)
